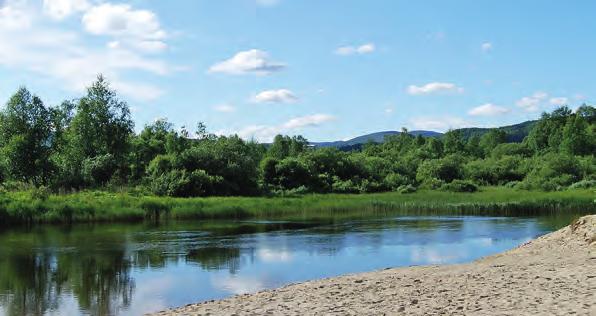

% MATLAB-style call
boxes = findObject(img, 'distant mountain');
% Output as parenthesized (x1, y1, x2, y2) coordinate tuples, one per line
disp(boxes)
(310, 130, 442, 149)
(309, 120, 536, 150)
(454, 120, 537, 142)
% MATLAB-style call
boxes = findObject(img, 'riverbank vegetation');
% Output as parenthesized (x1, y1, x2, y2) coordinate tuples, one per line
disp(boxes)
(0, 187, 594, 225)
(0, 76, 594, 224)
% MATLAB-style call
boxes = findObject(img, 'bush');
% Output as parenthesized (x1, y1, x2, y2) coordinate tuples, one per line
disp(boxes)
(568, 180, 596, 190)
(504, 181, 520, 188)
(440, 180, 478, 193)
(149, 169, 223, 197)
(521, 153, 581, 191)
(397, 184, 417, 194)
(331, 179, 359, 194)
(383, 173, 409, 190)
(419, 178, 445, 190)
(416, 154, 464, 184)
(82, 154, 117, 186)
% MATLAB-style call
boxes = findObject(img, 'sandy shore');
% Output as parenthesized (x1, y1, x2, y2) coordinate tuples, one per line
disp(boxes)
(151, 215, 596, 316)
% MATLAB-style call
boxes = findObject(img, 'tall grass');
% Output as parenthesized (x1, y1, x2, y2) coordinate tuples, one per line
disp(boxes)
(0, 187, 594, 225)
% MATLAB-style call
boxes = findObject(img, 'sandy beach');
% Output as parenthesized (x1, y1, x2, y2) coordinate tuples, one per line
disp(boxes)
(151, 215, 596, 316)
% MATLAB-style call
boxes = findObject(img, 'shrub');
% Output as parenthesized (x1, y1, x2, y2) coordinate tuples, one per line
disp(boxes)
(568, 180, 596, 190)
(521, 153, 581, 191)
(397, 184, 417, 194)
(504, 181, 520, 188)
(82, 154, 117, 186)
(416, 154, 464, 184)
(331, 179, 359, 194)
(383, 173, 409, 190)
(441, 180, 478, 192)
(419, 178, 445, 190)
(149, 169, 222, 197)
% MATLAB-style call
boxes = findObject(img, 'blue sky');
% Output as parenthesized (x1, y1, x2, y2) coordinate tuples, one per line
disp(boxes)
(0, 0, 594, 142)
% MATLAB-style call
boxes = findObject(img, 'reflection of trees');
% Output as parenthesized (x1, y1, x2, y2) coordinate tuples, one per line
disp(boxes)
(186, 247, 241, 273)
(61, 250, 134, 316)
(0, 227, 134, 316)
(0, 251, 61, 316)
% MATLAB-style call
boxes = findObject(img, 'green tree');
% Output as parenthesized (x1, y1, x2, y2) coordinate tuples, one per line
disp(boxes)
(560, 114, 591, 155)
(0, 88, 54, 183)
(62, 76, 134, 186)
(479, 129, 507, 156)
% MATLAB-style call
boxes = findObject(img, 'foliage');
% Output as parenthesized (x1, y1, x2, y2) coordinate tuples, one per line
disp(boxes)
(440, 179, 478, 193)
(0, 77, 593, 202)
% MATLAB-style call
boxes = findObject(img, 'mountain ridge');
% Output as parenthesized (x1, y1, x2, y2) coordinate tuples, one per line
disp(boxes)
(309, 120, 537, 150)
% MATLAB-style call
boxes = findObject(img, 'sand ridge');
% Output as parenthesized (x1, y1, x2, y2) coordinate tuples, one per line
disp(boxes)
(150, 215, 596, 315)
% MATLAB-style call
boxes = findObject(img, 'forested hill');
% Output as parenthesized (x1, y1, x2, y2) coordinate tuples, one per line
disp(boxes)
(310, 121, 537, 150)
(311, 130, 442, 148)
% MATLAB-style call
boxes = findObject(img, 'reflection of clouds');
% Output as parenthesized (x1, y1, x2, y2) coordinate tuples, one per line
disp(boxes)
(410, 246, 466, 264)
(473, 237, 493, 247)
(257, 248, 292, 263)
(212, 275, 265, 295)
(122, 275, 174, 315)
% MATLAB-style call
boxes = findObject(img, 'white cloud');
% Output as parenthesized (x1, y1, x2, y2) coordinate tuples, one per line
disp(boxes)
(549, 97, 568, 106)
(385, 108, 394, 114)
(252, 89, 298, 103)
(468, 103, 509, 116)
(335, 43, 375, 56)
(209, 49, 285, 75)
(282, 114, 335, 129)
(213, 103, 236, 113)
(82, 3, 167, 53)
(0, 2, 32, 29)
(221, 114, 336, 142)
(43, 0, 89, 20)
(407, 82, 464, 95)
(516, 91, 548, 112)
(410, 116, 471, 131)
(0, 1, 173, 101)
(481, 42, 493, 52)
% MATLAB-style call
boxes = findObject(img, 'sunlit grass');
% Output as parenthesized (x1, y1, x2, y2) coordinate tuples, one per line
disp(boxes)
(0, 187, 594, 225)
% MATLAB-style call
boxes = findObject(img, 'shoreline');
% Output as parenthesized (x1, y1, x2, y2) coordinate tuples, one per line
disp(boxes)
(151, 215, 596, 315)
(2, 187, 594, 225)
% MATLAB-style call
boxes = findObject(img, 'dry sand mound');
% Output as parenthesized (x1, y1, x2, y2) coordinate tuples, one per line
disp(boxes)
(151, 215, 596, 316)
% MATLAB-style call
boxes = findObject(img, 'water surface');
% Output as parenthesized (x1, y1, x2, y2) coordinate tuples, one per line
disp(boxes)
(0, 214, 576, 315)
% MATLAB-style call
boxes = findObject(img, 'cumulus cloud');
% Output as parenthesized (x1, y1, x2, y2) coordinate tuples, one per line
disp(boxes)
(213, 103, 236, 113)
(220, 114, 336, 142)
(83, 3, 167, 53)
(282, 114, 334, 129)
(481, 42, 493, 52)
(516, 91, 548, 112)
(468, 103, 509, 116)
(0, 2, 32, 29)
(549, 97, 568, 106)
(409, 116, 471, 131)
(209, 49, 285, 75)
(252, 89, 298, 103)
(407, 82, 464, 95)
(335, 43, 375, 56)
(43, 0, 89, 20)
(0, 0, 173, 101)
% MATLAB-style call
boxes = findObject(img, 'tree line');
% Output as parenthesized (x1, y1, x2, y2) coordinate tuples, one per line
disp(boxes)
(0, 76, 594, 197)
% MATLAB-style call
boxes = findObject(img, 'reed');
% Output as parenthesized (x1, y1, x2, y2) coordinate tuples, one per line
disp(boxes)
(0, 187, 593, 225)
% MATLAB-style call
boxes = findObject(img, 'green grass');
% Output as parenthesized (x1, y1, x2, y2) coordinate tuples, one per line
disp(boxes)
(0, 187, 594, 225)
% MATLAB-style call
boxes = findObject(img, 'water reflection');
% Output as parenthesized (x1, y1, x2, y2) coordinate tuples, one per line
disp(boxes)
(0, 214, 580, 316)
